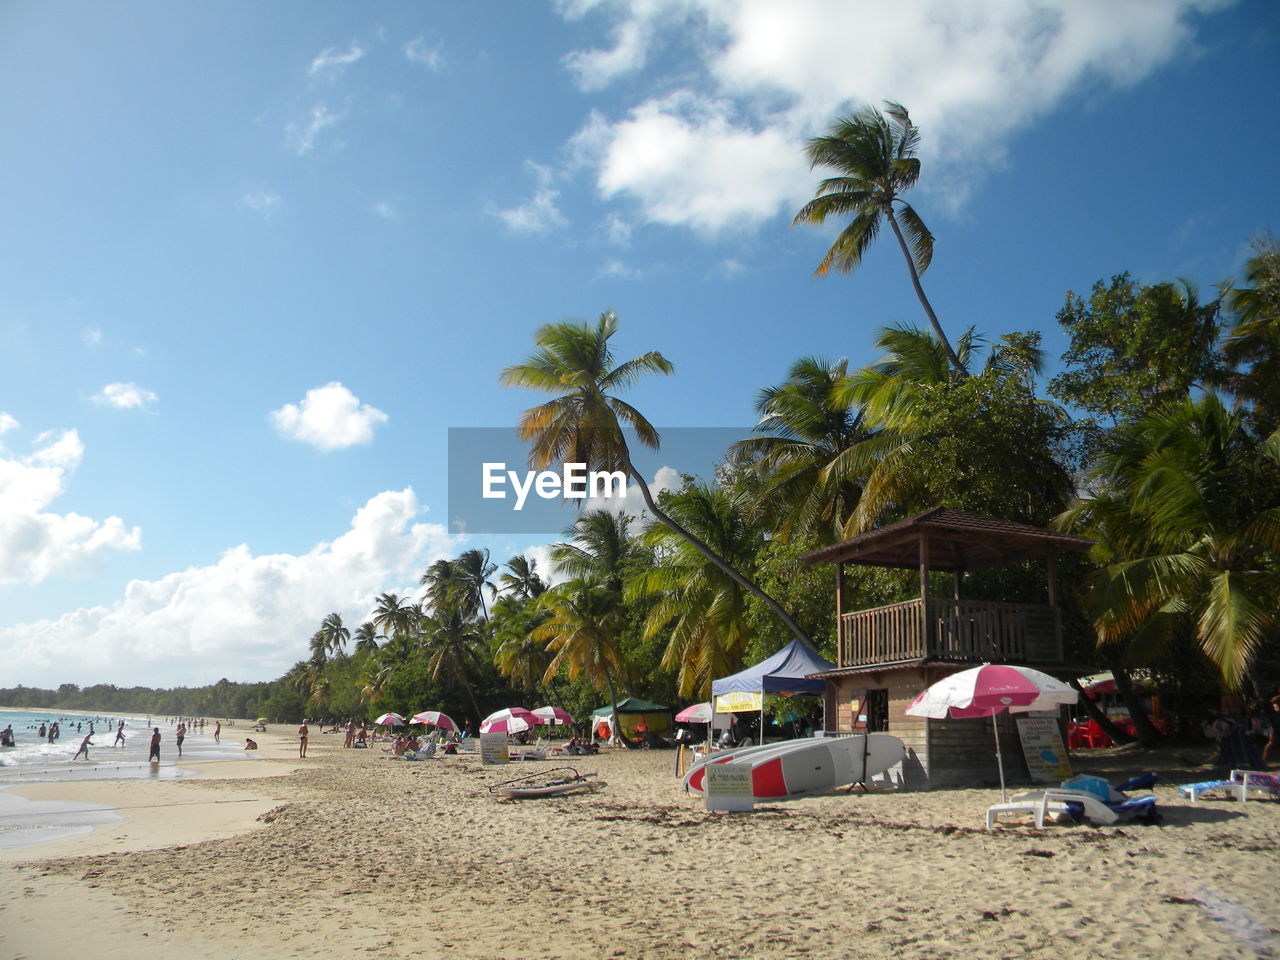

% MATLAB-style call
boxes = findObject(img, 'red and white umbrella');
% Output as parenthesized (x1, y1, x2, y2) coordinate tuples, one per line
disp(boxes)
(674, 702, 713, 724)
(410, 711, 458, 731)
(480, 707, 542, 735)
(531, 706, 573, 725)
(906, 664, 1077, 800)
(374, 712, 407, 727)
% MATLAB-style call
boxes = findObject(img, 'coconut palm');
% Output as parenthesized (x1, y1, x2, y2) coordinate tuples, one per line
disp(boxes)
(370, 592, 418, 641)
(550, 509, 640, 593)
(456, 548, 499, 621)
(732, 355, 872, 545)
(502, 312, 811, 646)
(419, 559, 464, 613)
(1059, 394, 1280, 689)
(534, 575, 632, 746)
(1222, 240, 1280, 428)
(352, 621, 381, 654)
(627, 482, 761, 697)
(794, 101, 965, 375)
(318, 612, 350, 659)
(499, 554, 547, 600)
(419, 608, 486, 720)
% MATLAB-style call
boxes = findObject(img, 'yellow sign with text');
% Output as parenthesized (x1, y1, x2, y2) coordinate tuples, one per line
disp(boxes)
(714, 691, 763, 713)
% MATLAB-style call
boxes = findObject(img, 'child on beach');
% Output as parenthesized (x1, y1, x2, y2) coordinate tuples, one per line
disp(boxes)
(73, 733, 93, 760)
(244, 738, 258, 750)
(149, 727, 161, 762)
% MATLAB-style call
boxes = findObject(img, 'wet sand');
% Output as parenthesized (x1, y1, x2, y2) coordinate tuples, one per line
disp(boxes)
(1, 728, 1277, 959)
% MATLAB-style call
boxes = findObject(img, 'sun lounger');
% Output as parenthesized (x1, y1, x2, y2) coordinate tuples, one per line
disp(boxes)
(1178, 770, 1280, 804)
(1177, 778, 1237, 803)
(988, 787, 1159, 829)
(986, 796, 1074, 829)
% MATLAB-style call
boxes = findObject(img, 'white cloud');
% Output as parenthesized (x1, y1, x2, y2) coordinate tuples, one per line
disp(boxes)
(271, 382, 389, 451)
(372, 200, 399, 220)
(82, 326, 103, 348)
(404, 36, 444, 70)
(309, 43, 365, 76)
(92, 382, 158, 411)
(717, 258, 746, 279)
(241, 190, 282, 216)
(494, 161, 568, 234)
(560, 0, 1233, 230)
(0, 428, 141, 585)
(604, 212, 632, 246)
(599, 258, 642, 280)
(0, 489, 458, 688)
(286, 102, 344, 157)
(0, 413, 19, 436)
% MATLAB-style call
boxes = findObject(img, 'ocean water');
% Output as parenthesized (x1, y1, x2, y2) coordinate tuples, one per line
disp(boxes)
(0, 708, 257, 852)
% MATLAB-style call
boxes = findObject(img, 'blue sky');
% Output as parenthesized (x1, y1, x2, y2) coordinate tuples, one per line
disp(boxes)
(2, 0, 1276, 689)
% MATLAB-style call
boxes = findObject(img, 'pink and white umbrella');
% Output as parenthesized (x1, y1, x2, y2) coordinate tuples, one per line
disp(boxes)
(410, 711, 458, 731)
(374, 712, 407, 727)
(480, 707, 542, 735)
(531, 706, 573, 726)
(906, 664, 1077, 800)
(674, 702, 713, 724)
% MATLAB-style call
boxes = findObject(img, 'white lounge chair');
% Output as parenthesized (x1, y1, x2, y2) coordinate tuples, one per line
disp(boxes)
(987, 788, 1125, 829)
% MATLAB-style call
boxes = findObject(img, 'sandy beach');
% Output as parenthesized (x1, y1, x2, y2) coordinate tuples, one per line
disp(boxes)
(2, 727, 1277, 960)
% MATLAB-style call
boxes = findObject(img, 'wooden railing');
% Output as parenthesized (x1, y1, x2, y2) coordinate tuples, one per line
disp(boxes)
(838, 598, 1061, 667)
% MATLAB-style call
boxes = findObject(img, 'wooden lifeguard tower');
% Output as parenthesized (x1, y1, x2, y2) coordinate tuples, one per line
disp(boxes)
(800, 507, 1093, 789)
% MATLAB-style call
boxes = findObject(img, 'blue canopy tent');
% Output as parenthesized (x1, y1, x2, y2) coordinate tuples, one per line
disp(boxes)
(711, 639, 836, 742)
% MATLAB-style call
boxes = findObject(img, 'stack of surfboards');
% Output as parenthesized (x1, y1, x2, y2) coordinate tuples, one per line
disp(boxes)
(684, 733, 905, 801)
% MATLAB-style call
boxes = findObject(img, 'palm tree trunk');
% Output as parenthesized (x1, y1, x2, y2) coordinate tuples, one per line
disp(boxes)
(625, 460, 814, 648)
(602, 666, 638, 751)
(1067, 678, 1134, 745)
(885, 209, 967, 377)
(1107, 657, 1163, 747)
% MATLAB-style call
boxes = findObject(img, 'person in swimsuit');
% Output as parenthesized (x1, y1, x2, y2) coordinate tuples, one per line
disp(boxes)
(213, 721, 221, 744)
(298, 721, 309, 758)
(149, 727, 161, 762)
(175, 721, 186, 757)
(244, 738, 258, 750)
(73, 733, 93, 760)
(113, 720, 126, 747)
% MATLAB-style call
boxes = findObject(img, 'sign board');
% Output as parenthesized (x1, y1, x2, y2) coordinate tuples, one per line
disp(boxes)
(479, 733, 509, 765)
(704, 763, 755, 812)
(1015, 716, 1072, 783)
(713, 691, 762, 713)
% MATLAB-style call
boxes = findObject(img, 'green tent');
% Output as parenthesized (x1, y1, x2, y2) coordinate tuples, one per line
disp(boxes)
(592, 698, 671, 739)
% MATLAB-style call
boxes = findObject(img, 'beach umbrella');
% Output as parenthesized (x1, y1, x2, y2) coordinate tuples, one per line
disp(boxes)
(531, 706, 573, 725)
(374, 712, 407, 727)
(480, 707, 542, 735)
(410, 711, 458, 730)
(905, 663, 1077, 801)
(675, 702, 713, 724)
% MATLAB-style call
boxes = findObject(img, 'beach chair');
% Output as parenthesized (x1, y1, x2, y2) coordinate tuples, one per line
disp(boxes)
(1232, 769, 1280, 802)
(1177, 778, 1237, 803)
(986, 794, 1074, 829)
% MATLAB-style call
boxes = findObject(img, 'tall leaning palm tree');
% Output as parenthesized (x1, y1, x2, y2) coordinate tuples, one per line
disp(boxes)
(318, 612, 350, 660)
(794, 101, 965, 376)
(501, 312, 812, 647)
(419, 609, 486, 721)
(455, 548, 498, 621)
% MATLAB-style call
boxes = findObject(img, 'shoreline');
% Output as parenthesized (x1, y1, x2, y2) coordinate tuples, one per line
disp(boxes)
(1, 735, 1277, 959)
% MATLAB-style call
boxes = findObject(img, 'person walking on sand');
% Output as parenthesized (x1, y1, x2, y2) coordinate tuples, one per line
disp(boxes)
(73, 733, 93, 760)
(149, 727, 161, 763)
(213, 721, 221, 744)
(298, 720, 309, 758)
(175, 721, 186, 757)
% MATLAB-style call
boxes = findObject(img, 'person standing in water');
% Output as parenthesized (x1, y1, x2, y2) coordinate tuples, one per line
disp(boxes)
(175, 721, 186, 757)
(213, 721, 221, 744)
(113, 720, 126, 747)
(149, 727, 161, 763)
(73, 733, 93, 760)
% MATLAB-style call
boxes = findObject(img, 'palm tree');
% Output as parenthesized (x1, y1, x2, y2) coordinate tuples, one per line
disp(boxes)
(420, 559, 464, 613)
(627, 482, 761, 697)
(456, 548, 498, 621)
(732, 355, 871, 545)
(501, 312, 812, 646)
(794, 101, 965, 376)
(419, 608, 485, 720)
(370, 592, 417, 642)
(318, 612, 350, 659)
(1222, 239, 1280, 429)
(1059, 394, 1280, 690)
(534, 576, 632, 746)
(352, 621, 381, 654)
(499, 554, 547, 600)
(550, 509, 639, 593)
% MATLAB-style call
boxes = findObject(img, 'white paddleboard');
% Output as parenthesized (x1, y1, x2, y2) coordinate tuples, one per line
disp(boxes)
(684, 734, 905, 800)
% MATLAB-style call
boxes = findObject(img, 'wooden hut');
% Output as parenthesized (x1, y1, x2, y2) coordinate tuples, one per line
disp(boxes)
(800, 507, 1093, 789)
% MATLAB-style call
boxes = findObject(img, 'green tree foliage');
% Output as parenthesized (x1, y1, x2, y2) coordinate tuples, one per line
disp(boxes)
(1049, 273, 1223, 425)
(1223, 238, 1280, 433)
